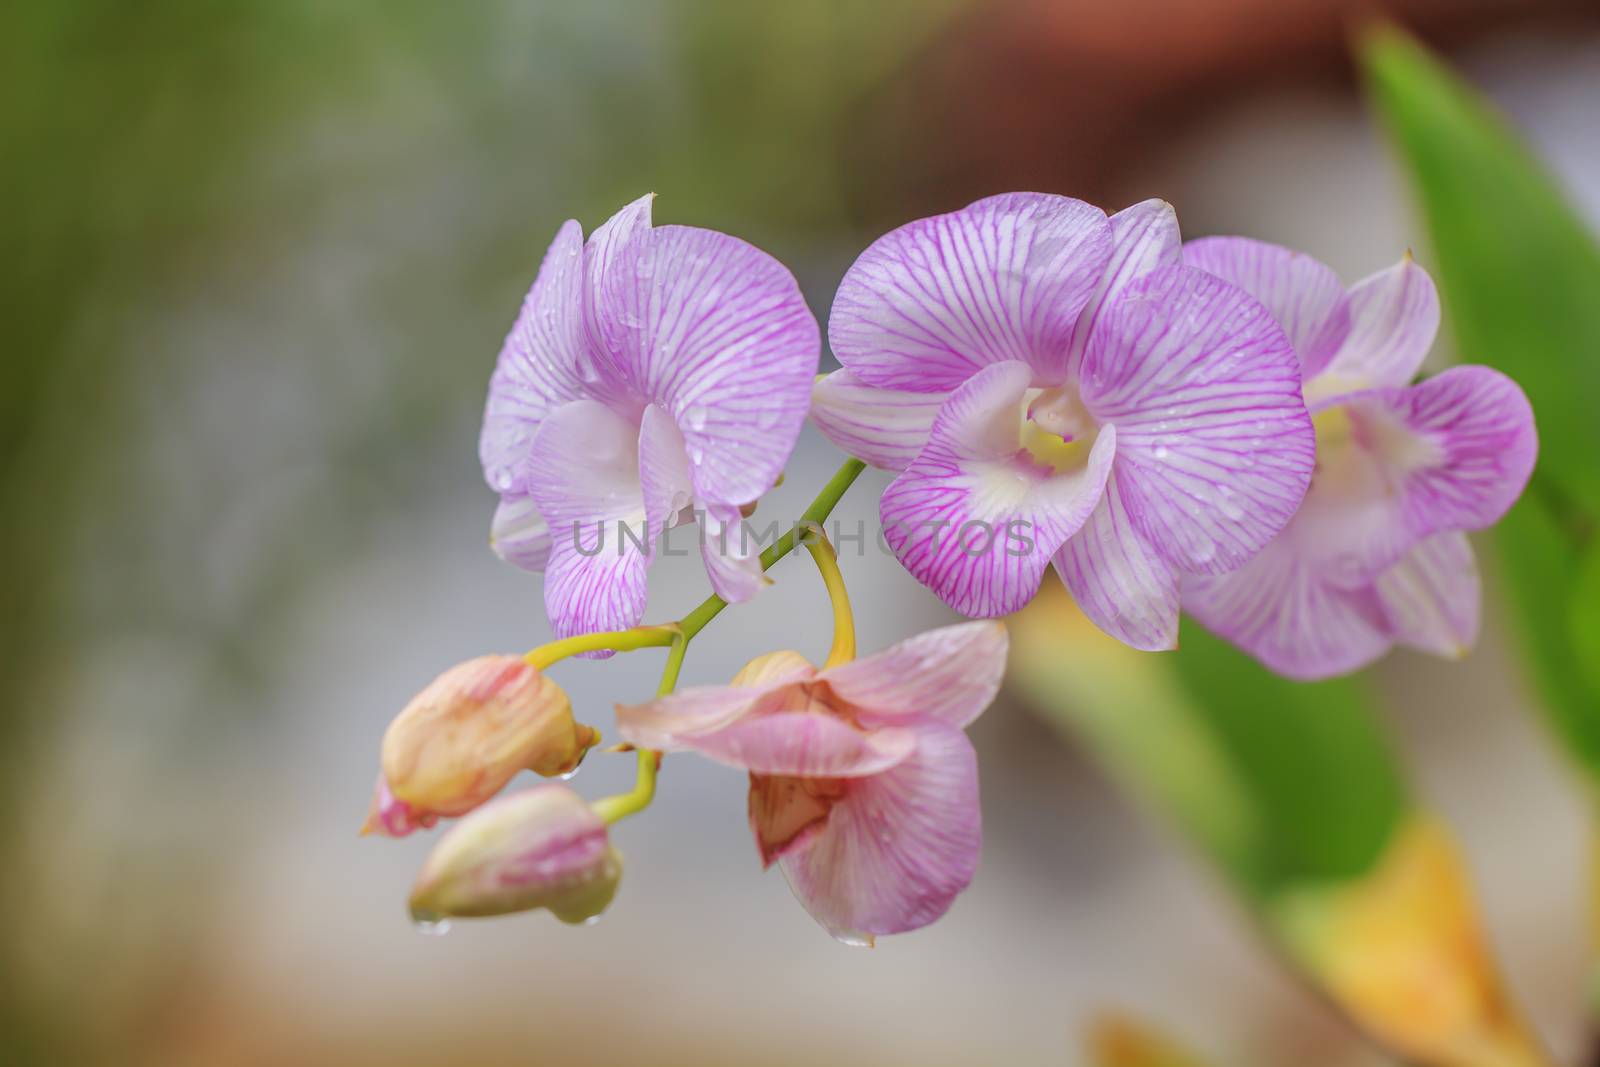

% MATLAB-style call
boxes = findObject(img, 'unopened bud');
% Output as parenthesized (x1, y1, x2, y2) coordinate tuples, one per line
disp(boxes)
(408, 784, 622, 924)
(362, 655, 598, 837)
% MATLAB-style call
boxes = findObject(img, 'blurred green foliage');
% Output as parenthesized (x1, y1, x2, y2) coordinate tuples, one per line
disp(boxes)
(1362, 26, 1600, 781)
(1011, 590, 1407, 904)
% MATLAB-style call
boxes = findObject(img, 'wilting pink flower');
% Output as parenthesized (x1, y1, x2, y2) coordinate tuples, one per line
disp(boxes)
(409, 783, 622, 924)
(810, 194, 1315, 649)
(615, 621, 1007, 944)
(480, 195, 819, 640)
(363, 655, 597, 837)
(1180, 240, 1537, 679)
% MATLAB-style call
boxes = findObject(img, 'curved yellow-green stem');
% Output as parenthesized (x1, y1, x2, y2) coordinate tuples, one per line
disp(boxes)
(801, 525, 855, 668)
(588, 458, 869, 824)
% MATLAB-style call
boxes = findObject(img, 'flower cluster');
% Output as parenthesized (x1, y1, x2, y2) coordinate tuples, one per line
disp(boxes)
(365, 193, 1534, 943)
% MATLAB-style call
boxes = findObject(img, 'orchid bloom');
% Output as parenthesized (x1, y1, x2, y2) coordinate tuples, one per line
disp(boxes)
(1180, 239, 1537, 679)
(363, 655, 597, 837)
(479, 195, 819, 640)
(615, 621, 1007, 944)
(810, 194, 1315, 650)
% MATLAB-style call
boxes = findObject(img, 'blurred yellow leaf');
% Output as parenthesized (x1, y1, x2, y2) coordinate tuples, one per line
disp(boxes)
(1270, 816, 1548, 1067)
(1087, 1012, 1214, 1067)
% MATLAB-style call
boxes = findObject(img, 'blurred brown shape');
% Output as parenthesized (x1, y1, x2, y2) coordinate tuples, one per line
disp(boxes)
(841, 0, 1598, 225)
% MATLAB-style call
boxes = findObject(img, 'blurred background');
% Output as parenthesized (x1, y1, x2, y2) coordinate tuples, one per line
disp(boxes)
(5, 1, 1599, 1064)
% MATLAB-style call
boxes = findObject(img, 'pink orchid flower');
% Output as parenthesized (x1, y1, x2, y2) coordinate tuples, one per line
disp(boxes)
(615, 621, 1008, 944)
(479, 195, 819, 640)
(810, 193, 1315, 650)
(1180, 239, 1537, 679)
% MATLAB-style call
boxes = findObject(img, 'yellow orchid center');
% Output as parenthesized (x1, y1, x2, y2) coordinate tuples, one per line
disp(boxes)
(1020, 385, 1098, 474)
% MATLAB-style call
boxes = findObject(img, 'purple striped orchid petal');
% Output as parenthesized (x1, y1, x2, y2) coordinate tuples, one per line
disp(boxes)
(592, 222, 819, 508)
(489, 494, 552, 572)
(581, 193, 656, 384)
(638, 403, 693, 541)
(1183, 539, 1393, 680)
(829, 193, 1113, 391)
(700, 502, 767, 603)
(819, 620, 1008, 728)
(1082, 263, 1316, 576)
(1175, 239, 1534, 678)
(1375, 531, 1480, 659)
(1341, 365, 1536, 536)
(479, 219, 588, 495)
(525, 400, 650, 640)
(1053, 472, 1181, 651)
(881, 361, 1116, 617)
(1289, 366, 1537, 587)
(481, 198, 819, 637)
(809, 369, 949, 472)
(777, 719, 980, 944)
(1183, 236, 1351, 378)
(1319, 254, 1440, 390)
(1062, 199, 1182, 380)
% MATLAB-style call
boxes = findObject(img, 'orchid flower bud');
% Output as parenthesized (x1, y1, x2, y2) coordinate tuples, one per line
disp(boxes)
(409, 784, 622, 924)
(362, 655, 598, 837)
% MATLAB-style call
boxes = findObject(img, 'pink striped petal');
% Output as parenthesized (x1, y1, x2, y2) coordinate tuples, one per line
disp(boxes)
(686, 713, 917, 778)
(820, 620, 1009, 728)
(639, 403, 693, 543)
(526, 400, 649, 639)
(480, 219, 588, 494)
(581, 193, 655, 384)
(779, 720, 981, 942)
(1183, 540, 1392, 681)
(1375, 531, 1480, 659)
(700, 502, 767, 603)
(829, 193, 1112, 391)
(881, 362, 1116, 617)
(1053, 471, 1180, 651)
(1082, 263, 1315, 575)
(1290, 366, 1536, 587)
(592, 223, 819, 508)
(617, 687, 915, 777)
(809, 369, 948, 472)
(616, 684, 782, 751)
(1063, 199, 1182, 380)
(1182, 236, 1350, 378)
(1320, 254, 1440, 389)
(488, 494, 553, 572)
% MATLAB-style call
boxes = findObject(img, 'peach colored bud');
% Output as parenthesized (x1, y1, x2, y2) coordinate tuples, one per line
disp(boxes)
(361, 655, 598, 837)
(409, 784, 621, 924)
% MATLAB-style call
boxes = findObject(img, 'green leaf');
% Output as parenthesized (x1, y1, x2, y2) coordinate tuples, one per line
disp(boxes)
(1361, 25, 1600, 521)
(1169, 621, 1407, 891)
(1010, 587, 1407, 901)
(1361, 25, 1600, 783)
(1495, 492, 1600, 775)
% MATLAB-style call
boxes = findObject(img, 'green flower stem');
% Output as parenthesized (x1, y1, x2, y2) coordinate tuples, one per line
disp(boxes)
(595, 457, 868, 825)
(524, 625, 679, 671)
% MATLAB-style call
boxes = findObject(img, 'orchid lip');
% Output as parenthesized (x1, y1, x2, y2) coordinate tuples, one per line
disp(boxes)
(1020, 385, 1099, 474)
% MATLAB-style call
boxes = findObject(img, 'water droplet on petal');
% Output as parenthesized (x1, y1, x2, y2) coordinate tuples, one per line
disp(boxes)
(582, 914, 604, 927)
(684, 405, 709, 431)
(415, 918, 452, 937)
